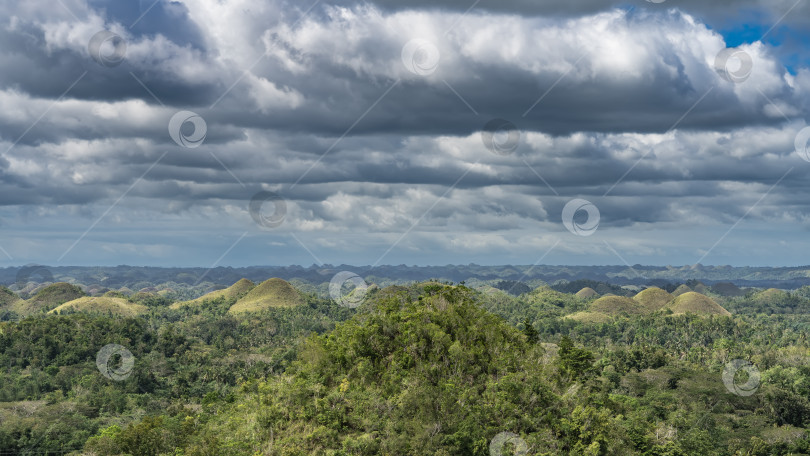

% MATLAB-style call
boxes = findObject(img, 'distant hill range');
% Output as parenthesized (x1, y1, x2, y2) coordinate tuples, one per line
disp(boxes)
(4, 264, 810, 292)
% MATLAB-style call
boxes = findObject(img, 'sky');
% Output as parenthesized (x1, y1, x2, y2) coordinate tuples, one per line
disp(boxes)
(1, 0, 810, 268)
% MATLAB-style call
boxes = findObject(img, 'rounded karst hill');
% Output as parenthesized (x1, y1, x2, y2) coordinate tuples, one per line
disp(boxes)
(228, 278, 304, 313)
(171, 278, 255, 309)
(633, 287, 673, 312)
(12, 282, 85, 315)
(671, 284, 692, 297)
(575, 287, 598, 299)
(691, 282, 710, 294)
(0, 286, 22, 309)
(666, 292, 731, 316)
(117, 287, 134, 296)
(590, 295, 649, 316)
(49, 296, 148, 317)
(752, 288, 789, 303)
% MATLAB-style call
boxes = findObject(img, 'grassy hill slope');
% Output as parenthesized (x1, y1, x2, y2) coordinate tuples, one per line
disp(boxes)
(228, 278, 304, 313)
(633, 287, 673, 312)
(590, 295, 649, 316)
(575, 287, 598, 299)
(49, 296, 148, 317)
(671, 284, 692, 297)
(666, 292, 731, 316)
(11, 283, 85, 315)
(171, 278, 255, 309)
(0, 286, 21, 309)
(753, 288, 789, 303)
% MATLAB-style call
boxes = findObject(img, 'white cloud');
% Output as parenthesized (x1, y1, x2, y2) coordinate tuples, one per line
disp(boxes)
(0, 0, 809, 266)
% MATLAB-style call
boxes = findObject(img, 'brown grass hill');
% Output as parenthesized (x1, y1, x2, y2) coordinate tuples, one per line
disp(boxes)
(575, 287, 598, 299)
(49, 296, 148, 317)
(228, 278, 304, 314)
(633, 287, 673, 312)
(590, 295, 650, 316)
(665, 292, 731, 317)
(12, 282, 85, 315)
(671, 284, 692, 297)
(171, 278, 255, 309)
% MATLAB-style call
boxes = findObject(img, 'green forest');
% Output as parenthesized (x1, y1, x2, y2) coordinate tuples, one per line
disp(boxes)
(2, 276, 810, 455)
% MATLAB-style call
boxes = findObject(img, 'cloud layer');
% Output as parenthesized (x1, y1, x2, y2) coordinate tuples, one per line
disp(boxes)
(0, 0, 809, 267)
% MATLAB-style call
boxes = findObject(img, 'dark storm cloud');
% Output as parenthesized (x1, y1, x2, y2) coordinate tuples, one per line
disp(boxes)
(2, 3, 804, 142)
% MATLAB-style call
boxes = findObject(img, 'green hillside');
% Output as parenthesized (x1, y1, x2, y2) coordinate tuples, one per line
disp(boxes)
(0, 279, 807, 455)
(50, 296, 148, 317)
(711, 282, 745, 297)
(176, 285, 598, 454)
(565, 310, 612, 324)
(171, 278, 255, 309)
(228, 278, 304, 313)
(11, 282, 85, 315)
(0, 286, 21, 309)
(753, 288, 789, 303)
